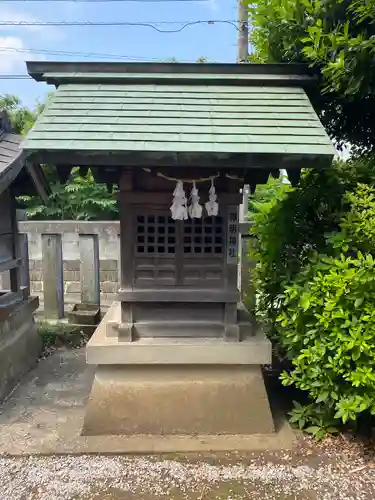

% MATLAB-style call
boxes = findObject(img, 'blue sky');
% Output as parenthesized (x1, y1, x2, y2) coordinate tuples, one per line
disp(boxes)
(0, 0, 239, 107)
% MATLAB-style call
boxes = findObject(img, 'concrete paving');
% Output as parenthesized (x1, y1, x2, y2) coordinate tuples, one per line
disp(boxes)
(0, 348, 295, 455)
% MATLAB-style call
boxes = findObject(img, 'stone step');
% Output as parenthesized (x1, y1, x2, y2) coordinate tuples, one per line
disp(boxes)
(133, 320, 224, 338)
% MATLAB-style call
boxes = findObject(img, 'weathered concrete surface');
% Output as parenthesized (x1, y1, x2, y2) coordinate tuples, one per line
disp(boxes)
(42, 233, 64, 319)
(85, 302, 274, 437)
(79, 234, 100, 305)
(87, 302, 272, 365)
(0, 297, 40, 401)
(0, 348, 295, 454)
(83, 365, 275, 436)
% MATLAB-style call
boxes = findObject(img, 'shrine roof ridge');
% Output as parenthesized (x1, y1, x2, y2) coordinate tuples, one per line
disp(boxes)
(26, 61, 316, 87)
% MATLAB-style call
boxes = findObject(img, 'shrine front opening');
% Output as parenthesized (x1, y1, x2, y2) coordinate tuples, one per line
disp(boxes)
(22, 61, 334, 440)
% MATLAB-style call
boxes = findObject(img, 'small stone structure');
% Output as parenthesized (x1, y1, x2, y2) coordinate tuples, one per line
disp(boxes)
(23, 61, 334, 441)
(0, 112, 50, 400)
(19, 221, 120, 309)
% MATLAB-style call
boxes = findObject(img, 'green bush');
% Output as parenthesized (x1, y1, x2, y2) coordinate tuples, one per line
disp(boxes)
(251, 160, 375, 436)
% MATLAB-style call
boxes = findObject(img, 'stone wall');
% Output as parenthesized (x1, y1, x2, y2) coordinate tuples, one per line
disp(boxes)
(19, 221, 120, 309)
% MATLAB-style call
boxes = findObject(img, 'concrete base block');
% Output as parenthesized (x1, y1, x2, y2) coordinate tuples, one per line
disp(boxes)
(0, 297, 40, 401)
(87, 302, 272, 365)
(82, 364, 275, 436)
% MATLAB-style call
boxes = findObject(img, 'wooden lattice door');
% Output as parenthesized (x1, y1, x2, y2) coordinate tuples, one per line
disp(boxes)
(134, 209, 226, 289)
(134, 211, 178, 287)
(181, 216, 225, 287)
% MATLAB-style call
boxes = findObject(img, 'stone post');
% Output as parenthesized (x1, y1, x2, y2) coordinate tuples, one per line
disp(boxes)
(42, 233, 64, 318)
(79, 234, 100, 305)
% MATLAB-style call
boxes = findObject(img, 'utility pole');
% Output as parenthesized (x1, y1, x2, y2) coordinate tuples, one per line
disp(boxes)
(237, 0, 249, 220)
(237, 0, 250, 296)
(237, 0, 249, 63)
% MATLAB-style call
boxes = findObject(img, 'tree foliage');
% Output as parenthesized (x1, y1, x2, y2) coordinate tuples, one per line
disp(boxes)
(1, 93, 119, 220)
(0, 94, 42, 135)
(248, 0, 375, 153)
(20, 168, 119, 220)
(251, 159, 375, 435)
(248, 176, 289, 218)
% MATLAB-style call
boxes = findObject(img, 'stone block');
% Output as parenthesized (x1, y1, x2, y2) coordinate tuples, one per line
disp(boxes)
(31, 281, 43, 293)
(68, 303, 101, 326)
(82, 365, 275, 436)
(100, 293, 117, 303)
(99, 260, 118, 271)
(63, 260, 80, 271)
(100, 281, 117, 293)
(64, 293, 81, 305)
(29, 260, 42, 271)
(30, 269, 43, 281)
(63, 270, 80, 281)
(65, 281, 81, 294)
(100, 270, 118, 282)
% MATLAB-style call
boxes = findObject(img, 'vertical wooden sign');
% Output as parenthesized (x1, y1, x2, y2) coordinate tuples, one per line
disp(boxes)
(226, 207, 238, 264)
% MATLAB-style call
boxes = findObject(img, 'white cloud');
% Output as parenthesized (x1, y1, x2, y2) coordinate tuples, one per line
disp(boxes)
(0, 36, 26, 72)
(0, 36, 44, 73)
(0, 7, 62, 41)
(0, 7, 59, 74)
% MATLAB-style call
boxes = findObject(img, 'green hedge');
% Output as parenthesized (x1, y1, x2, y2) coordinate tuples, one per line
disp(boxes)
(251, 159, 375, 438)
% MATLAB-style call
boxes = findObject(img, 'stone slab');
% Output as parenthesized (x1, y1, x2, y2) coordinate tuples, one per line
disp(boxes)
(82, 364, 275, 436)
(87, 302, 272, 365)
(0, 348, 295, 454)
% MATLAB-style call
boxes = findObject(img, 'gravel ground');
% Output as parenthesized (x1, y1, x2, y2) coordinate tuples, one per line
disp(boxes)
(1, 349, 375, 499)
(1, 441, 375, 500)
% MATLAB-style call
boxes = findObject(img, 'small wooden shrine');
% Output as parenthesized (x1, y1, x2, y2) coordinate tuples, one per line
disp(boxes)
(23, 61, 334, 438)
(0, 111, 50, 400)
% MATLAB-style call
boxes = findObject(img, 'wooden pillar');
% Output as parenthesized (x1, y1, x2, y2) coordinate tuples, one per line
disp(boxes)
(118, 171, 135, 341)
(42, 234, 64, 319)
(119, 200, 134, 289)
(224, 205, 240, 342)
(79, 234, 100, 305)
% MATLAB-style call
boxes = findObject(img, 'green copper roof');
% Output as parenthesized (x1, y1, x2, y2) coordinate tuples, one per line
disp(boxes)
(23, 62, 334, 162)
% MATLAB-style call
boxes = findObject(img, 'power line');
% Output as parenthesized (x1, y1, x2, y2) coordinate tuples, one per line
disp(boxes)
(0, 0, 203, 2)
(0, 19, 236, 25)
(0, 46, 186, 60)
(0, 19, 239, 32)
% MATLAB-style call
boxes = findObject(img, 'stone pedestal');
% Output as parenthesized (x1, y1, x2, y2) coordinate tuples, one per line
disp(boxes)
(83, 364, 274, 436)
(83, 302, 275, 437)
(0, 297, 40, 401)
